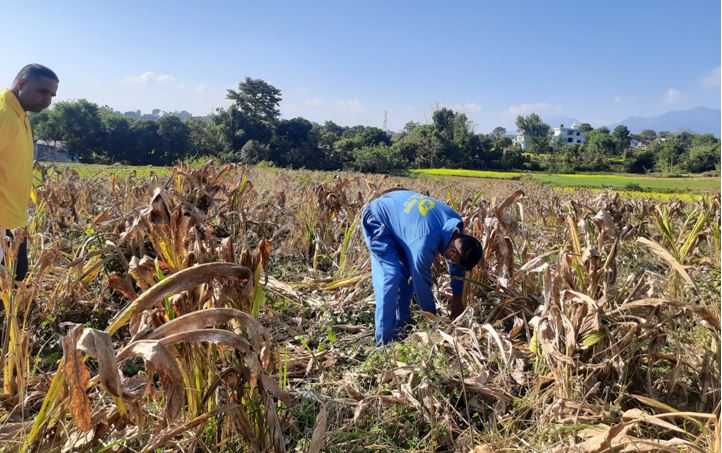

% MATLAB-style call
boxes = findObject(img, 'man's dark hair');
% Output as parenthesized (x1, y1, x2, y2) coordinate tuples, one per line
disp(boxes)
(458, 235, 483, 271)
(14, 64, 59, 83)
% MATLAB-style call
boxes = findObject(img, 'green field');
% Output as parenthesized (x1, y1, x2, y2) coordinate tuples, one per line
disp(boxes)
(415, 168, 720, 195)
(412, 168, 522, 179)
(533, 172, 719, 193)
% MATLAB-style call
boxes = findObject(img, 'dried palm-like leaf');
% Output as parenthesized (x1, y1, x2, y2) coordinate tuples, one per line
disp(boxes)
(116, 339, 184, 424)
(61, 324, 93, 432)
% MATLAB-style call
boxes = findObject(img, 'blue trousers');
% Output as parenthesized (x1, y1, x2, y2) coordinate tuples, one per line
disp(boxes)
(362, 207, 415, 345)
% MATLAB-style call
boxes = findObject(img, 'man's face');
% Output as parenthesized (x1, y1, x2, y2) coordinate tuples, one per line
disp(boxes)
(443, 239, 463, 266)
(17, 76, 58, 113)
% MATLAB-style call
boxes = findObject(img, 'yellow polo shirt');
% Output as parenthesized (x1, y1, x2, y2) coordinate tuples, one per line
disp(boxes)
(0, 88, 33, 228)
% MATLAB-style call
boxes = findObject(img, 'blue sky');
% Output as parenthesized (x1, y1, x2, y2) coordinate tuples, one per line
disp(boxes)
(3, 0, 720, 132)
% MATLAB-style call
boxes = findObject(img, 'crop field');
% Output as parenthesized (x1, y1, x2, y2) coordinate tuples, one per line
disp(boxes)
(412, 168, 523, 180)
(415, 168, 720, 196)
(533, 173, 720, 194)
(0, 161, 719, 452)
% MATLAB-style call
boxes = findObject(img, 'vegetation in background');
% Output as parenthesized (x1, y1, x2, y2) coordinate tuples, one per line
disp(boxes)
(29, 78, 720, 175)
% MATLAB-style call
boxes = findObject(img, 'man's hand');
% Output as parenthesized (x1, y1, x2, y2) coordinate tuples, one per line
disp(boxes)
(449, 293, 464, 320)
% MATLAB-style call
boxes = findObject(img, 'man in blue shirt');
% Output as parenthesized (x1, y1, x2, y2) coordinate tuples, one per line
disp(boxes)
(362, 189, 483, 345)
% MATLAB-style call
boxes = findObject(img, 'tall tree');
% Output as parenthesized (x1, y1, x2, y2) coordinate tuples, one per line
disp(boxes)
(585, 127, 616, 157)
(43, 99, 102, 161)
(612, 125, 631, 154)
(515, 113, 550, 138)
(269, 117, 321, 168)
(515, 113, 550, 153)
(156, 116, 191, 164)
(226, 77, 282, 124)
(99, 108, 135, 163)
(639, 129, 657, 142)
(490, 126, 507, 138)
(130, 120, 161, 165)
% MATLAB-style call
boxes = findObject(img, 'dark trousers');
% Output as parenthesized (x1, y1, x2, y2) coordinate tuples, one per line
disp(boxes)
(2, 230, 28, 281)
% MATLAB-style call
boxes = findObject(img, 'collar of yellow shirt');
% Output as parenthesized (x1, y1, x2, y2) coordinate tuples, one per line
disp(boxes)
(3, 88, 26, 118)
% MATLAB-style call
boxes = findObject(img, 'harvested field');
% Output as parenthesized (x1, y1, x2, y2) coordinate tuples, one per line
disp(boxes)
(0, 161, 719, 452)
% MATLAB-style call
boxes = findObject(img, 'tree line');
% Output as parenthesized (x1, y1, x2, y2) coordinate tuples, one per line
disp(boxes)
(30, 77, 720, 174)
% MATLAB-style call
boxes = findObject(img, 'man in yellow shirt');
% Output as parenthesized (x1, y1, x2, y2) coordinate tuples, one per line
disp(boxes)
(0, 64, 58, 281)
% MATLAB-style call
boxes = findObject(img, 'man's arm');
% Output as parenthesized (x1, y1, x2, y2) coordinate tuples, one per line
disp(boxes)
(450, 293, 464, 319)
(448, 261, 465, 319)
(408, 243, 437, 314)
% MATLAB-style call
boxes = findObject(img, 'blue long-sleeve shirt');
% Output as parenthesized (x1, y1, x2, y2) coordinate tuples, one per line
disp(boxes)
(368, 190, 465, 310)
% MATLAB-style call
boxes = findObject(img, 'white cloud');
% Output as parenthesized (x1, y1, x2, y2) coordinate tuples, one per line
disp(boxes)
(336, 99, 366, 113)
(123, 71, 176, 84)
(505, 102, 562, 116)
(664, 88, 685, 103)
(195, 85, 207, 94)
(614, 96, 623, 104)
(449, 102, 482, 112)
(304, 98, 323, 106)
(700, 67, 721, 87)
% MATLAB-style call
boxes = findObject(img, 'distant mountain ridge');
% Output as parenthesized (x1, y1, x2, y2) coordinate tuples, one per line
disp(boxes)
(608, 107, 720, 137)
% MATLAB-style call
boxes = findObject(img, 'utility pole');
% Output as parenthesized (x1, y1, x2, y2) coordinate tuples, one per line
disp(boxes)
(383, 110, 388, 132)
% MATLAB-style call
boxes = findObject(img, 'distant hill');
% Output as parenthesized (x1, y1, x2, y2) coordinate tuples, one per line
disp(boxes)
(609, 107, 720, 136)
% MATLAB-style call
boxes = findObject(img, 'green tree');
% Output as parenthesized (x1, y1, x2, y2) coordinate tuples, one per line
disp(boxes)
(99, 108, 135, 163)
(43, 100, 102, 162)
(657, 140, 686, 172)
(318, 121, 345, 150)
(431, 108, 475, 166)
(515, 113, 550, 139)
(156, 116, 191, 165)
(692, 133, 718, 147)
(239, 139, 270, 164)
(269, 117, 321, 168)
(585, 127, 616, 157)
(625, 148, 657, 174)
(685, 143, 720, 173)
(130, 120, 161, 165)
(639, 129, 657, 142)
(226, 77, 282, 124)
(611, 125, 631, 154)
(395, 124, 443, 168)
(332, 126, 391, 169)
(515, 113, 550, 153)
(351, 144, 406, 173)
(186, 117, 225, 158)
(490, 126, 507, 138)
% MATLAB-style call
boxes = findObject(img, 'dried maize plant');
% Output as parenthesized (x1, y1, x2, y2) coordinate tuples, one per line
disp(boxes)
(290, 176, 365, 273)
(41, 263, 287, 453)
(10, 163, 290, 452)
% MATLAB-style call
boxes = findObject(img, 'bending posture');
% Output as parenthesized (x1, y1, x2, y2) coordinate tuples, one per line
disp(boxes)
(362, 189, 483, 345)
(0, 64, 58, 280)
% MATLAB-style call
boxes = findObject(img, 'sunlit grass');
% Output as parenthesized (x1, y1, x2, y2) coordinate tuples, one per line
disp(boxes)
(534, 173, 719, 193)
(553, 186, 702, 201)
(412, 168, 522, 179)
(414, 167, 719, 195)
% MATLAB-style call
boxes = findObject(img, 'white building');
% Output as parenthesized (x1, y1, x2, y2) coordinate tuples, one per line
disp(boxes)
(512, 133, 534, 151)
(551, 123, 585, 146)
